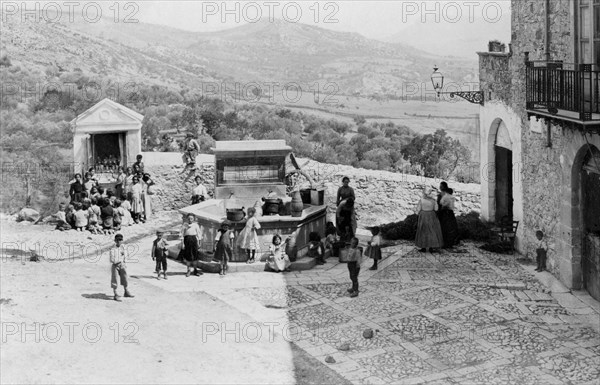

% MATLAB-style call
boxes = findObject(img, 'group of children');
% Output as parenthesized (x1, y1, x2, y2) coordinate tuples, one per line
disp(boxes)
(59, 155, 154, 234)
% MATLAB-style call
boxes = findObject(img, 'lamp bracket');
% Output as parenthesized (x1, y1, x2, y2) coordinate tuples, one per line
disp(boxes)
(447, 91, 485, 105)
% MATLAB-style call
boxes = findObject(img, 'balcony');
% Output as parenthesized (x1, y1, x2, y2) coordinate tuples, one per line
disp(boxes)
(526, 61, 600, 132)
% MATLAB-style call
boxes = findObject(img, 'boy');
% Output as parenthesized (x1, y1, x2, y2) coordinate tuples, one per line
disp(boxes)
(307, 232, 326, 265)
(535, 230, 548, 272)
(109, 233, 134, 301)
(132, 154, 145, 175)
(214, 220, 235, 276)
(152, 231, 168, 279)
(346, 237, 362, 298)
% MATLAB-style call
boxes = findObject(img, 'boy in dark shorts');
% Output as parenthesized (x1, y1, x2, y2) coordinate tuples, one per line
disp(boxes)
(152, 231, 168, 279)
(110, 233, 134, 301)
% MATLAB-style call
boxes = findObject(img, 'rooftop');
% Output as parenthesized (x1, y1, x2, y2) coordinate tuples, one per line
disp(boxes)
(212, 140, 292, 154)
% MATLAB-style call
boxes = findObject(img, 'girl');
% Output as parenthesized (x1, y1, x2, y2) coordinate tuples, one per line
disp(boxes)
(142, 173, 154, 220)
(214, 220, 235, 276)
(180, 213, 202, 277)
(368, 226, 382, 270)
(415, 187, 444, 252)
(238, 207, 261, 264)
(112, 200, 122, 231)
(266, 234, 291, 273)
(130, 176, 144, 224)
(324, 222, 340, 258)
(89, 186, 100, 201)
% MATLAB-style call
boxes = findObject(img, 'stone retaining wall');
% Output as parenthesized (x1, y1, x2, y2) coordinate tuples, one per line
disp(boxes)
(145, 156, 481, 228)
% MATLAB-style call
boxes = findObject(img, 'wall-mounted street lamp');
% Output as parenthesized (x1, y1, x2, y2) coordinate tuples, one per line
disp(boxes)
(431, 66, 484, 106)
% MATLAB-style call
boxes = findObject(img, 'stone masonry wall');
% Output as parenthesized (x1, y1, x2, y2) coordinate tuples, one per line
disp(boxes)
(145, 157, 481, 229)
(478, 52, 511, 106)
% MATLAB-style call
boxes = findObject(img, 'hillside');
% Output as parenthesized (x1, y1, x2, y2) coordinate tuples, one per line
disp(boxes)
(1, 16, 477, 98)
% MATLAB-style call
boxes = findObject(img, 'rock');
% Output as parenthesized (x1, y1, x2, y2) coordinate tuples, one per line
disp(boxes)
(362, 328, 374, 339)
(324, 356, 336, 364)
(338, 342, 350, 351)
(17, 208, 40, 222)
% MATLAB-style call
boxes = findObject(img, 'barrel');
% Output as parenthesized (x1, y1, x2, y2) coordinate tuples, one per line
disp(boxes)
(290, 191, 303, 217)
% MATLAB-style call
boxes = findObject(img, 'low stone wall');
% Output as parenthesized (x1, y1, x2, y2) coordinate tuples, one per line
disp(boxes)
(144, 154, 481, 228)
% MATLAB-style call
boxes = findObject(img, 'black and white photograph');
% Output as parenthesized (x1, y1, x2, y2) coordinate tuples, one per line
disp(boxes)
(1, 1, 599, 384)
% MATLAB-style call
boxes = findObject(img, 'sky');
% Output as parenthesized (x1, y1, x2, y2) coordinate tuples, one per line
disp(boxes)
(138, 0, 512, 39)
(22, 0, 511, 40)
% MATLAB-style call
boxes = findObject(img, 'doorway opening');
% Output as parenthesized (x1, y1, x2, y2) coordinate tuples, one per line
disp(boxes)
(581, 149, 600, 301)
(495, 145, 513, 221)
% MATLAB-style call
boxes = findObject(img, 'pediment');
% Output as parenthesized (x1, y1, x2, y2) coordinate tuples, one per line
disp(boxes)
(73, 99, 143, 128)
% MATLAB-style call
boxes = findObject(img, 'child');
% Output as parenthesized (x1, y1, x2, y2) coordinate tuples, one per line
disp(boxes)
(100, 198, 115, 235)
(535, 230, 548, 272)
(73, 202, 88, 232)
(238, 207, 261, 264)
(307, 231, 326, 265)
(368, 226, 382, 270)
(266, 234, 291, 273)
(97, 186, 107, 199)
(214, 220, 235, 276)
(180, 213, 202, 277)
(89, 186, 100, 201)
(109, 233, 134, 301)
(152, 231, 168, 279)
(88, 198, 101, 234)
(107, 190, 116, 207)
(116, 198, 133, 227)
(112, 200, 122, 231)
(346, 237, 362, 298)
(132, 154, 145, 175)
(65, 204, 76, 229)
(324, 222, 340, 258)
(54, 203, 71, 231)
(191, 176, 209, 204)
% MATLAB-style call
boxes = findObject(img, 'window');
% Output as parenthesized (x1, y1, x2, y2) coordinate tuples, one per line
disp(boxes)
(578, 0, 600, 64)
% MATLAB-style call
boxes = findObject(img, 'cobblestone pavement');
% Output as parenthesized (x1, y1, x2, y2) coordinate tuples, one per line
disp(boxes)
(136, 241, 600, 385)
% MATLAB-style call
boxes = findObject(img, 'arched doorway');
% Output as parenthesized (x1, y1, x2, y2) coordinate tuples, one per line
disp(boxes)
(494, 121, 513, 221)
(576, 145, 600, 301)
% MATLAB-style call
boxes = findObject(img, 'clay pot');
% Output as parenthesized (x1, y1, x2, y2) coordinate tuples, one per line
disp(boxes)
(290, 191, 303, 217)
(262, 197, 281, 215)
(226, 208, 245, 222)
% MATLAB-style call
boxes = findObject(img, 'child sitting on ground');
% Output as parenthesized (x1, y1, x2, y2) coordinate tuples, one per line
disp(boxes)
(73, 202, 88, 232)
(307, 231, 326, 265)
(535, 230, 548, 272)
(87, 198, 101, 234)
(266, 234, 291, 273)
(324, 222, 340, 258)
(54, 203, 71, 231)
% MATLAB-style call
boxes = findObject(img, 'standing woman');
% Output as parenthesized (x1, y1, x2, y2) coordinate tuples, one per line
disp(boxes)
(69, 174, 85, 204)
(336, 197, 357, 243)
(415, 187, 444, 252)
(180, 213, 202, 277)
(336, 176, 355, 206)
(438, 187, 459, 248)
(142, 173, 155, 220)
(130, 176, 144, 224)
(115, 167, 127, 200)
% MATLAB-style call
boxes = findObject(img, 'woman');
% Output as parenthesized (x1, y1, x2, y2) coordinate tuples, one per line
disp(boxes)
(69, 174, 85, 204)
(115, 167, 127, 199)
(142, 173, 155, 220)
(130, 176, 144, 224)
(336, 176, 355, 206)
(438, 187, 459, 248)
(180, 213, 202, 277)
(336, 197, 357, 243)
(415, 187, 444, 252)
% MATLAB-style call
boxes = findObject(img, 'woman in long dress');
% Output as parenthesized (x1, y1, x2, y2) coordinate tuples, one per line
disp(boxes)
(238, 207, 261, 263)
(180, 213, 202, 277)
(142, 173, 154, 220)
(438, 187, 459, 248)
(415, 187, 444, 252)
(266, 234, 291, 272)
(130, 176, 144, 224)
(336, 197, 357, 243)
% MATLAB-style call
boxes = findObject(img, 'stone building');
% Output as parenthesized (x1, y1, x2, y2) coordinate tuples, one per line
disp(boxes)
(478, 0, 600, 300)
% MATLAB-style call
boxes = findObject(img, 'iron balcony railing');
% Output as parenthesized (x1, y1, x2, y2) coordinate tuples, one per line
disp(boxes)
(526, 61, 600, 122)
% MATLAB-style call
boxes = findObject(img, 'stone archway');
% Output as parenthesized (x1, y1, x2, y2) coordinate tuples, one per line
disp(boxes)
(487, 119, 513, 222)
(572, 144, 600, 301)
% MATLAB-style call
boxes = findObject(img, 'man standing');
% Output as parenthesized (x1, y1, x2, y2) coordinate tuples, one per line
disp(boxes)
(184, 133, 200, 169)
(109, 233, 135, 301)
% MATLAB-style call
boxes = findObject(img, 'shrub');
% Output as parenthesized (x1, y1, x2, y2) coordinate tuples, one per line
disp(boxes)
(380, 211, 493, 242)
